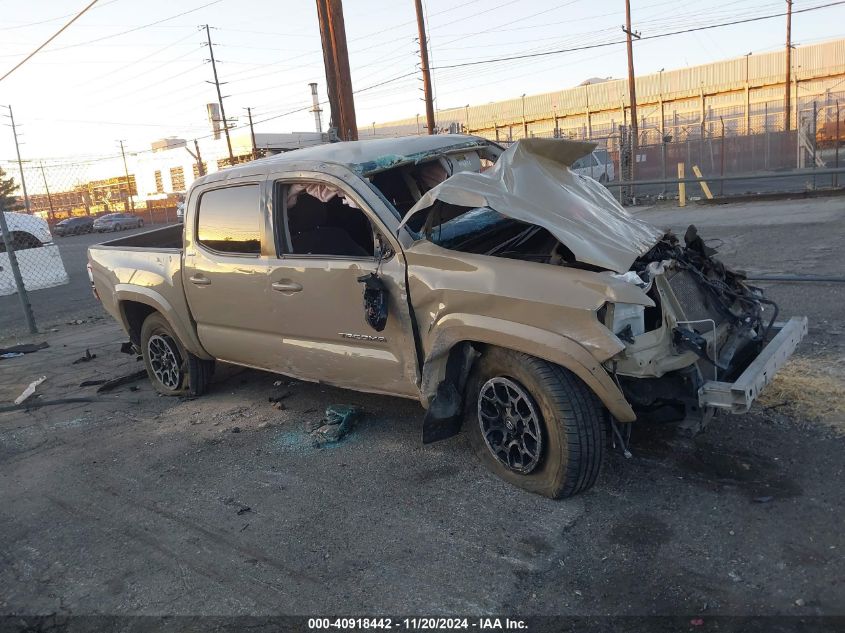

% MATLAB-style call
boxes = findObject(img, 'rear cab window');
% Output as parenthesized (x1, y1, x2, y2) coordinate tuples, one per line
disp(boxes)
(196, 184, 262, 255)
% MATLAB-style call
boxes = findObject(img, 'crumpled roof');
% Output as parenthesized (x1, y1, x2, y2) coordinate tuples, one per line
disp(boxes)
(399, 138, 663, 273)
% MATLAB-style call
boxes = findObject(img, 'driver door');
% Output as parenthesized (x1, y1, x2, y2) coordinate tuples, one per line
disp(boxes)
(264, 175, 419, 398)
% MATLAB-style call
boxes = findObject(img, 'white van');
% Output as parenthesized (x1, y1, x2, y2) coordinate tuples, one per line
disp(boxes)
(1, 212, 69, 296)
(571, 149, 614, 184)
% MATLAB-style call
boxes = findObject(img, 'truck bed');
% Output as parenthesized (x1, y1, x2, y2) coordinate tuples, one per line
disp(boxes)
(87, 223, 199, 353)
(97, 224, 183, 250)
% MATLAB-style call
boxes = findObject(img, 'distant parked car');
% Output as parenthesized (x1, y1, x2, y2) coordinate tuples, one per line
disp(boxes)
(93, 212, 144, 232)
(54, 216, 94, 236)
(571, 149, 614, 184)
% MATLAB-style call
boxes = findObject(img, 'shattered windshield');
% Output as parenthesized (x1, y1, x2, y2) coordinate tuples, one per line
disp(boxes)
(417, 205, 517, 248)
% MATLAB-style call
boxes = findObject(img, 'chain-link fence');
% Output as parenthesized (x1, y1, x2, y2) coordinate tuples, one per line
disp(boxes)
(0, 157, 183, 338)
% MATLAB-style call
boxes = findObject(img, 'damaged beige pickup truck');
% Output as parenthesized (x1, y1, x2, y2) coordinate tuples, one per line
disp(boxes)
(88, 136, 807, 498)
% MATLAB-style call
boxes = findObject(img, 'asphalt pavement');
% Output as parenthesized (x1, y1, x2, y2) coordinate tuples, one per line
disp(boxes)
(0, 196, 842, 621)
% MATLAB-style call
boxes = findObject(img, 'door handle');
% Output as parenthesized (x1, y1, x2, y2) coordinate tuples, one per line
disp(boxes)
(189, 274, 211, 286)
(271, 280, 303, 293)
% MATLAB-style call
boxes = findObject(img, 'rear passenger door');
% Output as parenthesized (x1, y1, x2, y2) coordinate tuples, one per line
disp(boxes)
(183, 179, 274, 367)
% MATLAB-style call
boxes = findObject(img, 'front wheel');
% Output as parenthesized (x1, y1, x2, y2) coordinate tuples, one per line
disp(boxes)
(140, 312, 214, 396)
(466, 347, 605, 498)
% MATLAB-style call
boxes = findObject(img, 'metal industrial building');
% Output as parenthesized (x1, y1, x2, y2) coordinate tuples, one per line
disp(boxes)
(368, 38, 845, 144)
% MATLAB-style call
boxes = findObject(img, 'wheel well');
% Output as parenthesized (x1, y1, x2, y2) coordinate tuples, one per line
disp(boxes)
(121, 301, 157, 345)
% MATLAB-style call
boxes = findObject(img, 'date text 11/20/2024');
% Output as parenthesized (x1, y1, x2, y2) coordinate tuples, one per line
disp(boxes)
(307, 618, 528, 630)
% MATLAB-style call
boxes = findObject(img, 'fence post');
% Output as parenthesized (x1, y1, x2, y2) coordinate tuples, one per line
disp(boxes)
(678, 163, 686, 207)
(835, 101, 840, 188)
(0, 211, 37, 334)
(719, 116, 725, 197)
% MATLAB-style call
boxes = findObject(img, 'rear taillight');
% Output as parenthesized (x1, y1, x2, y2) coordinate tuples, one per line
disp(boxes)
(87, 263, 100, 301)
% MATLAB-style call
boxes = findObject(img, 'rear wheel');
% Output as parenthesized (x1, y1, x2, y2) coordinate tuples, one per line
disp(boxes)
(140, 312, 214, 396)
(466, 347, 605, 498)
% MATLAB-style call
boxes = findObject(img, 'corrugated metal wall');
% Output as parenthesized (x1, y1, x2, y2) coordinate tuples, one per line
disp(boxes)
(368, 39, 845, 141)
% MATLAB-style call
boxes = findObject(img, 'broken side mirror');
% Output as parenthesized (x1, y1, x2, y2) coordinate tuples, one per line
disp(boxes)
(357, 272, 388, 332)
(376, 233, 394, 260)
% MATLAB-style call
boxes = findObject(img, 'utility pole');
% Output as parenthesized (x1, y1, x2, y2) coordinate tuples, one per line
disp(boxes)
(309, 82, 323, 134)
(784, 0, 793, 131)
(414, 0, 436, 135)
(315, 0, 358, 141)
(246, 107, 257, 160)
(204, 24, 235, 162)
(194, 139, 205, 176)
(5, 105, 32, 214)
(38, 162, 55, 222)
(0, 104, 37, 334)
(623, 0, 640, 181)
(118, 140, 136, 215)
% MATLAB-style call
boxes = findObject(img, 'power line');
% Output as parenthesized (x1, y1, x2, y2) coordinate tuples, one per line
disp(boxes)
(429, 0, 845, 70)
(0, 0, 119, 31)
(47, 0, 225, 52)
(0, 0, 101, 83)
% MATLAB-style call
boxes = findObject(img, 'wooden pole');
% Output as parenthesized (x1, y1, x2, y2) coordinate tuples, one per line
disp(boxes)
(624, 0, 639, 181)
(315, 0, 358, 140)
(204, 25, 235, 162)
(414, 0, 435, 135)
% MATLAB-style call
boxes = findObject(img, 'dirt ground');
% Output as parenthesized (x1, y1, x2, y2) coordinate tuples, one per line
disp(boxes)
(0, 196, 843, 624)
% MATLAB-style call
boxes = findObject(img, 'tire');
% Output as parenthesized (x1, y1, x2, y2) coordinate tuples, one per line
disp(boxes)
(140, 312, 214, 396)
(138, 220, 144, 228)
(465, 347, 605, 499)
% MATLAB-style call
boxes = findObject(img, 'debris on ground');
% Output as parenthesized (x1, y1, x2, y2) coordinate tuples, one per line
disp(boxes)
(0, 397, 94, 413)
(14, 376, 47, 405)
(79, 379, 107, 387)
(96, 370, 147, 393)
(308, 404, 363, 446)
(72, 349, 97, 365)
(0, 342, 48, 360)
(119, 341, 135, 355)
(236, 506, 252, 515)
(757, 355, 845, 432)
(268, 392, 291, 403)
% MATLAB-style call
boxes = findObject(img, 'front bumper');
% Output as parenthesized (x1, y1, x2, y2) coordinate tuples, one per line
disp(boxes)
(698, 316, 808, 413)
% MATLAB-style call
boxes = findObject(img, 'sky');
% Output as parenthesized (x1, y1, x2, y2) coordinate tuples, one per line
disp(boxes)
(0, 0, 843, 161)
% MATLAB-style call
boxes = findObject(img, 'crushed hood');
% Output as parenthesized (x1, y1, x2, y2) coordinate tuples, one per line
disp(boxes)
(398, 138, 663, 273)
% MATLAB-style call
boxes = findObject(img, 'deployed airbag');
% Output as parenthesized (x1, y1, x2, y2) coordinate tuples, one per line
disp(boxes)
(398, 138, 663, 273)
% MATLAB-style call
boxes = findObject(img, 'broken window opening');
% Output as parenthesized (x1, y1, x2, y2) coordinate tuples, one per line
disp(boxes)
(368, 147, 499, 217)
(412, 201, 578, 267)
(278, 182, 376, 258)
